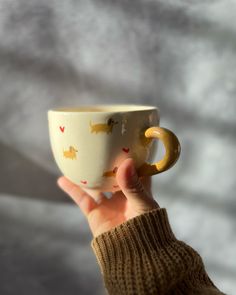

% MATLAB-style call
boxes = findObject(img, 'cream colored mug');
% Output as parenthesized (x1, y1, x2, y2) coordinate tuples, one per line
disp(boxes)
(48, 105, 180, 192)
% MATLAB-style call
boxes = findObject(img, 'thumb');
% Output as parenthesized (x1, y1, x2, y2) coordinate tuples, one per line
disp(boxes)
(116, 158, 159, 214)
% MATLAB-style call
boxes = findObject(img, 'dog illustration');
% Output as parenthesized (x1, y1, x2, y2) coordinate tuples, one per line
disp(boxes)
(63, 146, 78, 160)
(90, 118, 118, 134)
(103, 167, 118, 177)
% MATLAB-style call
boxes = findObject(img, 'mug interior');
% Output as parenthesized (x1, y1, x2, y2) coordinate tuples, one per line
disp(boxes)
(49, 104, 157, 113)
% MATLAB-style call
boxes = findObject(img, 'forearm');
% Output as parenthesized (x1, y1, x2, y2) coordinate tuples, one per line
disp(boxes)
(91, 208, 223, 295)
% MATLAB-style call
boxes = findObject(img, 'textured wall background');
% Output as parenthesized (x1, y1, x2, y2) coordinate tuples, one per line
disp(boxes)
(0, 0, 236, 294)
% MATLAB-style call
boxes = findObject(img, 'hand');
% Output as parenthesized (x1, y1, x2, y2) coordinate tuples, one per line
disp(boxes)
(57, 158, 159, 237)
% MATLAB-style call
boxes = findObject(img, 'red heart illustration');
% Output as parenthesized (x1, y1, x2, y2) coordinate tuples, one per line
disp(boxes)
(59, 126, 65, 133)
(122, 147, 130, 153)
(80, 180, 87, 185)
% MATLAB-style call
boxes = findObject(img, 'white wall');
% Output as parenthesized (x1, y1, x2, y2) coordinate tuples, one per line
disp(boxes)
(0, 1, 235, 294)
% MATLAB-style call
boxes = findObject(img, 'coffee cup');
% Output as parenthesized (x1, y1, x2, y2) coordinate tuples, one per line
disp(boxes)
(48, 104, 180, 192)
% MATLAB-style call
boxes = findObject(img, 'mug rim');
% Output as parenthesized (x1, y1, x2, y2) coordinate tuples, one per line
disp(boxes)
(48, 104, 158, 114)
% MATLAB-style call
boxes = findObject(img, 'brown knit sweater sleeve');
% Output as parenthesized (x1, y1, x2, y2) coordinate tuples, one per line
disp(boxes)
(91, 208, 224, 295)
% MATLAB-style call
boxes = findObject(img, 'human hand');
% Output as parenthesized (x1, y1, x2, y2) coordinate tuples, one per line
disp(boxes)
(57, 158, 159, 237)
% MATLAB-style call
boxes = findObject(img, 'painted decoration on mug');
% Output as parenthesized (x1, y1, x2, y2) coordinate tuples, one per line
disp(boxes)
(63, 146, 78, 160)
(90, 118, 118, 134)
(59, 126, 65, 133)
(121, 117, 128, 135)
(80, 180, 87, 185)
(122, 147, 130, 153)
(103, 166, 118, 177)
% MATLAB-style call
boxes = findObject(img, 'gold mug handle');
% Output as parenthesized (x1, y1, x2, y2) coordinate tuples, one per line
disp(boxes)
(137, 127, 181, 177)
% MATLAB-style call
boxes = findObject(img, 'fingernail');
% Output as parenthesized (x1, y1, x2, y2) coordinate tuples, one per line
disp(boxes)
(57, 177, 70, 192)
(57, 177, 63, 188)
(57, 178, 61, 187)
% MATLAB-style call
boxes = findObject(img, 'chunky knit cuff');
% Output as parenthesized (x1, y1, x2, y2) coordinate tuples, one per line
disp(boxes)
(91, 208, 176, 271)
(91, 208, 219, 295)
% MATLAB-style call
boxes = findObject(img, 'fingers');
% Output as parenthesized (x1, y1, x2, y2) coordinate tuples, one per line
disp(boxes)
(57, 176, 98, 217)
(116, 158, 159, 213)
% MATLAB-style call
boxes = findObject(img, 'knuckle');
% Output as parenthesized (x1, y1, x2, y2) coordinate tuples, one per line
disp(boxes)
(127, 178, 145, 195)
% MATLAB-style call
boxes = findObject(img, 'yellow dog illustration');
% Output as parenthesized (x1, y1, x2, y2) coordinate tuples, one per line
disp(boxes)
(90, 118, 118, 134)
(63, 146, 78, 160)
(103, 167, 118, 177)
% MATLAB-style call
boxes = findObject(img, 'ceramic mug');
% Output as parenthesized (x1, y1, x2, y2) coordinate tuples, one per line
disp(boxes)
(48, 104, 180, 192)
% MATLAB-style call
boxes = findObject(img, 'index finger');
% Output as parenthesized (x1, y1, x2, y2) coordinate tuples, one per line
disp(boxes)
(57, 176, 98, 217)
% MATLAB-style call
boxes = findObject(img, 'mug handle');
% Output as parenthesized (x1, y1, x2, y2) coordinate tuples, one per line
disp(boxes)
(137, 127, 181, 177)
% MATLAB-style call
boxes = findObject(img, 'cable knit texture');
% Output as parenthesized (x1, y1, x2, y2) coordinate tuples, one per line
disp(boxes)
(91, 208, 224, 295)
